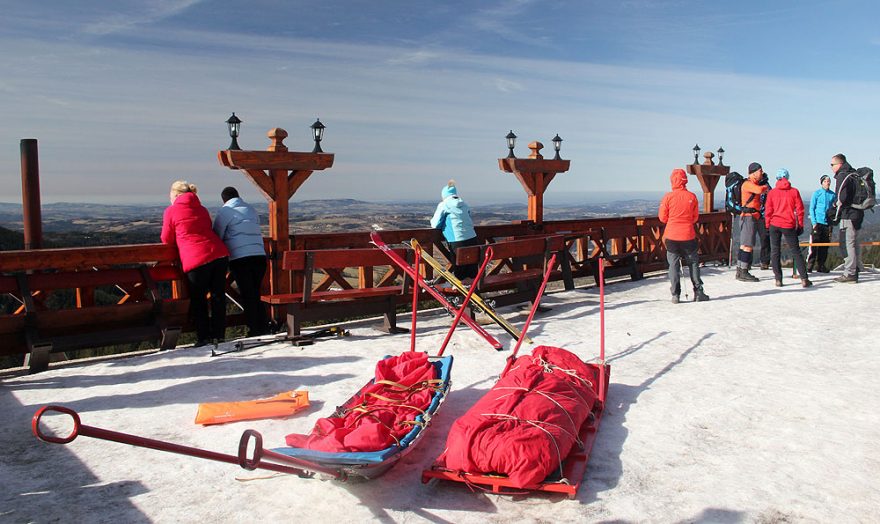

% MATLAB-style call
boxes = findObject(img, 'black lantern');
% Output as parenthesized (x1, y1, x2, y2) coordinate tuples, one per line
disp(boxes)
(506, 130, 517, 158)
(552, 134, 563, 160)
(717, 146, 725, 166)
(226, 113, 242, 150)
(310, 118, 325, 153)
(692, 144, 701, 165)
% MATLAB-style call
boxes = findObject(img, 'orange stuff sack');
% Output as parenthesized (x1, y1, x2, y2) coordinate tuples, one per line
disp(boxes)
(195, 390, 310, 426)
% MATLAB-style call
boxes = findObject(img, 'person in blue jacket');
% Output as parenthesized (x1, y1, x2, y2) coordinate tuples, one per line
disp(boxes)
(430, 180, 481, 280)
(807, 175, 836, 273)
(213, 187, 269, 336)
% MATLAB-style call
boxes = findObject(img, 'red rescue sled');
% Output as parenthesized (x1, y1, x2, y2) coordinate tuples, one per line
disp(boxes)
(421, 256, 610, 498)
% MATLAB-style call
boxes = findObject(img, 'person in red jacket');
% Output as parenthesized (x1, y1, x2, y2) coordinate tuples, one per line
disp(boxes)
(764, 169, 812, 288)
(659, 169, 709, 303)
(161, 181, 230, 346)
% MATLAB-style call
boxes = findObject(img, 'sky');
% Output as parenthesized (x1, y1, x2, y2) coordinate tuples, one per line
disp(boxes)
(1, 1, 879, 206)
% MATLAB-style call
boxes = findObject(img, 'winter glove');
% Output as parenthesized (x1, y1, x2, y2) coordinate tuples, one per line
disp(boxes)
(796, 225, 804, 236)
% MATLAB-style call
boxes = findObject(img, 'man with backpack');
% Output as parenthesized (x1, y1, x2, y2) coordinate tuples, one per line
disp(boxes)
(755, 171, 772, 270)
(807, 175, 835, 273)
(830, 154, 864, 283)
(735, 162, 768, 282)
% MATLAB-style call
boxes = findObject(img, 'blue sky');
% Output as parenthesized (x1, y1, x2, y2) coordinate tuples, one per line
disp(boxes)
(1, 1, 878, 206)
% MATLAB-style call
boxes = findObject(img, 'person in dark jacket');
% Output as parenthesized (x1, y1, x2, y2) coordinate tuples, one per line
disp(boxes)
(807, 175, 835, 273)
(213, 187, 269, 337)
(161, 181, 230, 346)
(830, 154, 863, 283)
(755, 171, 772, 270)
(764, 169, 811, 288)
(658, 169, 709, 303)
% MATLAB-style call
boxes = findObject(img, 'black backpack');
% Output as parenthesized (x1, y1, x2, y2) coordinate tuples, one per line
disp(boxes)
(724, 172, 745, 215)
(724, 172, 759, 215)
(850, 167, 876, 211)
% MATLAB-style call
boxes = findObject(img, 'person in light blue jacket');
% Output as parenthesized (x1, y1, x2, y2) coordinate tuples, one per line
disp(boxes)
(807, 175, 836, 273)
(430, 180, 480, 279)
(213, 187, 269, 336)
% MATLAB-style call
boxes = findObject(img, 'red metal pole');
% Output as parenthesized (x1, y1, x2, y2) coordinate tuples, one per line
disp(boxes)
(502, 254, 557, 376)
(437, 247, 493, 357)
(410, 249, 421, 352)
(599, 257, 606, 403)
(31, 405, 337, 478)
(20, 139, 42, 250)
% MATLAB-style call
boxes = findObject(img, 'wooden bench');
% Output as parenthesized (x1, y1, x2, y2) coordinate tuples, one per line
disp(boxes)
(455, 235, 565, 308)
(0, 262, 188, 373)
(262, 247, 413, 337)
(588, 226, 642, 284)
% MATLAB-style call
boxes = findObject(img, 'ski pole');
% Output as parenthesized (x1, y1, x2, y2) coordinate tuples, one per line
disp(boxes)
(410, 248, 421, 352)
(502, 254, 557, 377)
(438, 247, 493, 357)
(31, 405, 332, 478)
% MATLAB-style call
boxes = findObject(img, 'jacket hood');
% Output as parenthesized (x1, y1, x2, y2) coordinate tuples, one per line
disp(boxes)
(774, 178, 792, 190)
(670, 169, 687, 190)
(441, 184, 458, 199)
(175, 191, 201, 207)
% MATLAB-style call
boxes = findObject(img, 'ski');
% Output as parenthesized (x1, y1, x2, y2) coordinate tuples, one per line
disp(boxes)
(212, 327, 351, 356)
(408, 239, 532, 344)
(370, 231, 503, 351)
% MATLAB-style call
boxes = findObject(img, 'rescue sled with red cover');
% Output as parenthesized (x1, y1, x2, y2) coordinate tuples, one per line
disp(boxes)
(421, 256, 610, 498)
(31, 246, 492, 482)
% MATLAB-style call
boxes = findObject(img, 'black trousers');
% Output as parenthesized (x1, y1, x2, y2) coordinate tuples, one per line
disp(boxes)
(665, 239, 703, 296)
(229, 255, 269, 336)
(807, 224, 831, 270)
(186, 257, 229, 342)
(756, 219, 771, 265)
(447, 236, 482, 280)
(769, 226, 807, 280)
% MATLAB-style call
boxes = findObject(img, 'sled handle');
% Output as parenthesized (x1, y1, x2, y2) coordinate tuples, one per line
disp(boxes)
(238, 429, 264, 470)
(32, 405, 81, 444)
(32, 405, 318, 477)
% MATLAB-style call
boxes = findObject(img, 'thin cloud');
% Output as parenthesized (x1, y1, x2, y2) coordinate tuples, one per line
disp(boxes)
(81, 0, 203, 36)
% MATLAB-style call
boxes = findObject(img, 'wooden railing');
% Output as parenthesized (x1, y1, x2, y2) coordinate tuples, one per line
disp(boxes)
(1, 212, 731, 371)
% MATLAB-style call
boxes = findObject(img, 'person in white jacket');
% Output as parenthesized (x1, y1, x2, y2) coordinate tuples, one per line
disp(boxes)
(430, 180, 480, 279)
(213, 187, 269, 336)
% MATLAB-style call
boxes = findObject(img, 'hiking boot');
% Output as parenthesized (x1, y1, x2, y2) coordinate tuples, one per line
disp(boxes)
(775, 279, 783, 287)
(736, 268, 760, 282)
(817, 266, 830, 273)
(801, 279, 813, 288)
(834, 274, 858, 283)
(671, 295, 680, 304)
(694, 289, 710, 302)
(760, 263, 770, 270)
(807, 263, 815, 273)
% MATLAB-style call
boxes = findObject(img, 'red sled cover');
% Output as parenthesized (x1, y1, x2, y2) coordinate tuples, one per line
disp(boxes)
(284, 351, 438, 453)
(438, 345, 599, 488)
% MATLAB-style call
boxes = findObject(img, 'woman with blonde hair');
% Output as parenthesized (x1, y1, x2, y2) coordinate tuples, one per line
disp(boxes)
(161, 181, 230, 346)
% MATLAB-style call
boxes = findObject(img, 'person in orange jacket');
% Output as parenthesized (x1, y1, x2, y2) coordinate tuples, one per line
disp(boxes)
(735, 162, 769, 282)
(659, 168, 709, 303)
(764, 168, 812, 288)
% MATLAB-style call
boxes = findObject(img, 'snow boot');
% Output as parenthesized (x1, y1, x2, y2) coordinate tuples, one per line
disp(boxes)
(760, 263, 770, 270)
(775, 279, 783, 287)
(801, 279, 813, 288)
(736, 267, 759, 282)
(693, 289, 710, 302)
(671, 295, 680, 304)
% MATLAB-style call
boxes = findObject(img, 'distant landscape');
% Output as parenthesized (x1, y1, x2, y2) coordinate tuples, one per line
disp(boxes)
(0, 198, 667, 248)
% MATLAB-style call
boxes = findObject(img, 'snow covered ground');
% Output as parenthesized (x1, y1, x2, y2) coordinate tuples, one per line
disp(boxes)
(2, 266, 878, 523)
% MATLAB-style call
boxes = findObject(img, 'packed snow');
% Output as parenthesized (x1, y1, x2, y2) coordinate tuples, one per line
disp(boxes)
(2, 266, 878, 523)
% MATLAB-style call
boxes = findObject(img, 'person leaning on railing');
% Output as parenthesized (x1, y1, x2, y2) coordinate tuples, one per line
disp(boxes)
(430, 180, 480, 281)
(161, 180, 230, 347)
(213, 186, 269, 337)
